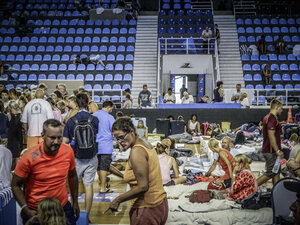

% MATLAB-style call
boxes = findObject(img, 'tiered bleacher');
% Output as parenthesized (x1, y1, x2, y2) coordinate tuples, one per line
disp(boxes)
(236, 15, 300, 104)
(0, 0, 136, 104)
(158, 0, 215, 54)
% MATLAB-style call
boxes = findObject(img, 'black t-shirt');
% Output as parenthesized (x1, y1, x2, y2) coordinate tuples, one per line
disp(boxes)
(81, 57, 90, 65)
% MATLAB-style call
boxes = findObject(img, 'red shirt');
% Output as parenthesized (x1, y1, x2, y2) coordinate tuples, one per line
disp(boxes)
(262, 113, 281, 153)
(217, 149, 234, 180)
(14, 141, 75, 210)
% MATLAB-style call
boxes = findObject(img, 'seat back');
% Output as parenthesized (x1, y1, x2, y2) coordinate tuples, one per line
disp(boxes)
(272, 178, 298, 224)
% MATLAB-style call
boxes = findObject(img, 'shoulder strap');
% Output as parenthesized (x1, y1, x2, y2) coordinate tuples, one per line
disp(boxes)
(71, 116, 78, 124)
(87, 115, 94, 123)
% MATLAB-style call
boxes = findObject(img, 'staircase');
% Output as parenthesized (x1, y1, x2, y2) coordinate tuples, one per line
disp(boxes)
(191, 0, 212, 10)
(132, 15, 158, 107)
(233, 0, 256, 15)
(214, 15, 244, 89)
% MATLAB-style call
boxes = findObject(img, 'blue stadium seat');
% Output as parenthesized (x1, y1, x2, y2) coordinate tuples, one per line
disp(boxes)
(16, 55, 24, 61)
(281, 27, 289, 33)
(48, 74, 56, 80)
(247, 36, 255, 42)
(19, 74, 27, 81)
(265, 36, 273, 42)
(285, 84, 293, 89)
(278, 54, 287, 61)
(292, 35, 300, 42)
(125, 64, 133, 70)
(272, 74, 281, 81)
(288, 18, 295, 24)
(254, 27, 262, 33)
(12, 64, 20, 71)
(77, 64, 85, 71)
(253, 73, 262, 81)
(66, 74, 75, 80)
(117, 45, 125, 52)
(61, 54, 69, 61)
(122, 84, 131, 90)
(84, 37, 92, 43)
(263, 27, 271, 33)
(280, 63, 289, 71)
(66, 37, 73, 43)
(85, 74, 93, 81)
(6, 54, 15, 61)
(292, 73, 300, 81)
(28, 74, 37, 81)
(126, 54, 134, 61)
(290, 64, 298, 70)
(120, 28, 127, 34)
(84, 84, 92, 90)
(272, 27, 280, 33)
(113, 74, 122, 81)
(87, 64, 95, 71)
(246, 27, 254, 33)
(294, 84, 300, 89)
(282, 74, 291, 81)
(46, 46, 54, 52)
(31, 64, 39, 71)
(243, 64, 251, 71)
(49, 64, 57, 71)
(276, 84, 283, 89)
(108, 46, 117, 52)
(103, 84, 111, 90)
(260, 54, 268, 61)
(100, 45, 108, 52)
(252, 64, 260, 71)
(253, 18, 261, 25)
(94, 28, 101, 34)
(236, 18, 243, 25)
(76, 74, 84, 80)
(269, 54, 277, 61)
(237, 27, 245, 33)
(96, 64, 105, 71)
(5, 84, 14, 90)
(58, 64, 67, 71)
(101, 36, 109, 43)
(123, 74, 131, 81)
(244, 74, 252, 81)
(271, 64, 279, 71)
(56, 74, 65, 80)
(116, 54, 124, 61)
(127, 46, 135, 52)
(104, 74, 113, 81)
(10, 45, 18, 52)
(21, 64, 30, 71)
(42, 54, 51, 61)
(91, 45, 99, 52)
(107, 54, 115, 61)
(255, 84, 264, 90)
(82, 45, 90, 52)
(68, 64, 76, 71)
(13, 37, 21, 43)
(115, 64, 123, 71)
(251, 55, 259, 61)
(38, 74, 46, 80)
(270, 18, 278, 24)
(95, 74, 103, 81)
(0, 45, 8, 52)
(75, 37, 82, 43)
(288, 54, 296, 61)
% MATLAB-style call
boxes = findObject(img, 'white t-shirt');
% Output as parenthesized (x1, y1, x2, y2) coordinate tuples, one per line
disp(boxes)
(21, 99, 54, 136)
(232, 91, 241, 103)
(240, 98, 250, 108)
(0, 144, 12, 188)
(164, 93, 176, 104)
(181, 95, 194, 104)
(202, 30, 212, 41)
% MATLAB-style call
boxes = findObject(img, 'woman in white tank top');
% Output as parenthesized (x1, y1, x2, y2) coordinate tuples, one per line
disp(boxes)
(187, 114, 200, 136)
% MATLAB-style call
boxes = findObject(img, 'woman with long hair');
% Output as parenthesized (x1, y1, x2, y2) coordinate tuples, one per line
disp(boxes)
(63, 95, 78, 124)
(186, 114, 200, 136)
(106, 117, 168, 225)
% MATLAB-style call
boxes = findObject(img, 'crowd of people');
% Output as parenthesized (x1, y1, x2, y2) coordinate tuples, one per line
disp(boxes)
(0, 81, 300, 225)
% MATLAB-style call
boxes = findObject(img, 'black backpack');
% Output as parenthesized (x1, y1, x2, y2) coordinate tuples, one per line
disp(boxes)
(71, 115, 97, 159)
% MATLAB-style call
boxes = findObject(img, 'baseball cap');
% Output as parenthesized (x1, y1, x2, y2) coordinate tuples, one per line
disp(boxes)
(30, 84, 37, 90)
(284, 180, 300, 194)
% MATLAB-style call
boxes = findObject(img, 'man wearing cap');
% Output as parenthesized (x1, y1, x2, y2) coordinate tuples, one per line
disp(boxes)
(284, 180, 300, 225)
(21, 89, 54, 148)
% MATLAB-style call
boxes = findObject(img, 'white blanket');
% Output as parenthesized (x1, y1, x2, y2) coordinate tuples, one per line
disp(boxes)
(165, 182, 209, 199)
(167, 208, 273, 225)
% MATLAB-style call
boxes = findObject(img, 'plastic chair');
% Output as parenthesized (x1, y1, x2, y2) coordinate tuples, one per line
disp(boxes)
(95, 74, 103, 81)
(253, 74, 262, 81)
(292, 73, 300, 81)
(272, 74, 281, 81)
(290, 64, 298, 71)
(244, 74, 252, 81)
(272, 178, 298, 225)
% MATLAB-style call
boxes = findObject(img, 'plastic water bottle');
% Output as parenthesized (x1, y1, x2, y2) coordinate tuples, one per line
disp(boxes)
(0, 180, 3, 191)
(70, 138, 76, 148)
(272, 156, 281, 174)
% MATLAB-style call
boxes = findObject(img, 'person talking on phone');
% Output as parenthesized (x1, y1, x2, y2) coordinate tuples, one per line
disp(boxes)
(224, 154, 257, 201)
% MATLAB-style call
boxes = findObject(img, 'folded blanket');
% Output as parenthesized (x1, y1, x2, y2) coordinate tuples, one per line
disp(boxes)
(165, 182, 209, 199)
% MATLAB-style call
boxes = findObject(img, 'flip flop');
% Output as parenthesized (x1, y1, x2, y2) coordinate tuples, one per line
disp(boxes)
(99, 189, 114, 194)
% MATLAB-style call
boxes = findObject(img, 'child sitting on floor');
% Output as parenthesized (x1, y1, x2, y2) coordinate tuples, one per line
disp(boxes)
(224, 154, 257, 201)
(156, 142, 187, 186)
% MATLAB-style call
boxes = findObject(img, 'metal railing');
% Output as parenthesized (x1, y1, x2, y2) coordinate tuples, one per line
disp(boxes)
(89, 88, 124, 107)
(224, 88, 300, 106)
(158, 37, 215, 55)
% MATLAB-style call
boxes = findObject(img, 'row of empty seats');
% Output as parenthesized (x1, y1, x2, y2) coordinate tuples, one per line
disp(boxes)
(159, 26, 213, 35)
(245, 84, 300, 89)
(0, 27, 136, 35)
(162, 3, 192, 10)
(1, 54, 134, 62)
(14, 2, 117, 10)
(241, 54, 300, 61)
(0, 36, 136, 44)
(12, 10, 89, 17)
(84, 84, 131, 90)
(237, 17, 300, 25)
(159, 18, 213, 26)
(10, 73, 132, 81)
(244, 73, 300, 81)
(237, 26, 300, 34)
(15, 0, 117, 3)
(243, 63, 300, 71)
(238, 35, 300, 43)
(5, 63, 133, 71)
(0, 44, 135, 52)
(159, 9, 212, 16)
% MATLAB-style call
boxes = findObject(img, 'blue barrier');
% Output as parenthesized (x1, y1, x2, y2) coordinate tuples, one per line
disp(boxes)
(76, 211, 89, 225)
(0, 188, 16, 225)
(157, 103, 241, 109)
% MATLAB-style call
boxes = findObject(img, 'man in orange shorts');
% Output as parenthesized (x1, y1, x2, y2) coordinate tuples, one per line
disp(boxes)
(11, 119, 79, 225)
